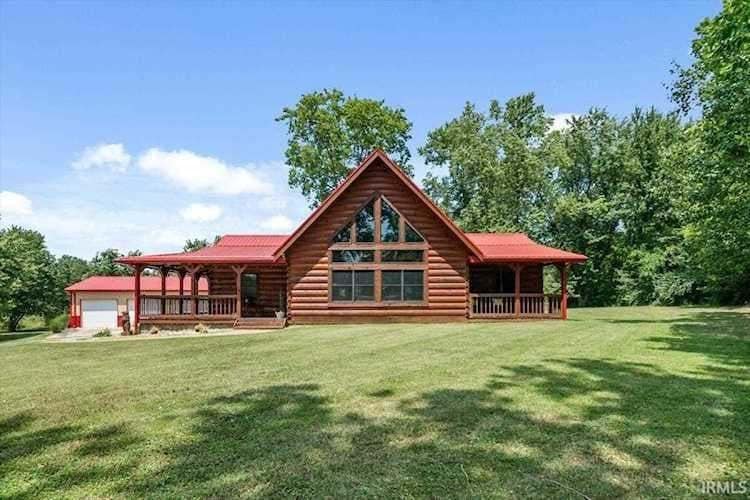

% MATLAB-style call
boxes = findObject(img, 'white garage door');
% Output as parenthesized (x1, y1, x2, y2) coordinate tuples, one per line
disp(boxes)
(81, 300, 118, 329)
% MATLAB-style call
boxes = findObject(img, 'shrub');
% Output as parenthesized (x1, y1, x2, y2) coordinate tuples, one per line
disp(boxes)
(194, 323, 208, 334)
(94, 328, 111, 338)
(148, 326, 160, 335)
(46, 314, 68, 333)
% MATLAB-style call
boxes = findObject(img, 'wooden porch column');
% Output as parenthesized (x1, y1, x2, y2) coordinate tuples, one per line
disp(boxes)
(178, 270, 185, 314)
(561, 263, 569, 320)
(133, 265, 142, 335)
(189, 268, 199, 315)
(160, 266, 167, 315)
(232, 265, 247, 320)
(514, 264, 522, 319)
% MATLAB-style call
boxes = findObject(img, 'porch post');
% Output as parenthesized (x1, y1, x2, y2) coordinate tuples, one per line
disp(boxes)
(178, 269, 185, 314)
(514, 264, 522, 319)
(191, 268, 199, 315)
(232, 265, 246, 320)
(561, 263, 569, 320)
(160, 266, 167, 315)
(133, 265, 142, 334)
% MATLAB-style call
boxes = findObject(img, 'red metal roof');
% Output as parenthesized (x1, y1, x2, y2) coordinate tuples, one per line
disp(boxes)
(216, 234, 288, 247)
(116, 231, 585, 266)
(117, 234, 288, 265)
(65, 276, 209, 292)
(465, 233, 587, 263)
(115, 152, 586, 267)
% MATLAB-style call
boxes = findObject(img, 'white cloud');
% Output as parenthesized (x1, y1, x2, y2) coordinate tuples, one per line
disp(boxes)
(550, 113, 579, 132)
(260, 214, 294, 232)
(180, 203, 223, 222)
(138, 148, 274, 195)
(257, 195, 288, 212)
(0, 191, 33, 215)
(146, 228, 192, 247)
(72, 143, 131, 172)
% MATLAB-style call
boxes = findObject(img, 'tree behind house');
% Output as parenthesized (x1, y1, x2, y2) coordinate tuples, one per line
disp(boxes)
(89, 248, 136, 276)
(278, 88, 413, 207)
(420, 93, 557, 240)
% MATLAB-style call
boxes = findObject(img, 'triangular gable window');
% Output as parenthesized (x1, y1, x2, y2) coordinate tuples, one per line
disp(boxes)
(331, 196, 425, 244)
(405, 222, 424, 242)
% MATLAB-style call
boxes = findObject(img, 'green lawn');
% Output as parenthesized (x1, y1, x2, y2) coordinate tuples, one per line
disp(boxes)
(1, 307, 748, 498)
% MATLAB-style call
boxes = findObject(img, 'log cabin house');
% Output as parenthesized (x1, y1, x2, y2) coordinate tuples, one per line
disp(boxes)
(108, 150, 586, 331)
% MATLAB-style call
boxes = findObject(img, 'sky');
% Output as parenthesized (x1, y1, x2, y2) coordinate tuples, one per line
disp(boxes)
(0, 0, 720, 258)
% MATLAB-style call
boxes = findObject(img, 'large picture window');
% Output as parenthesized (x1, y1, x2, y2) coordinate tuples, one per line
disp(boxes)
(332, 270, 375, 301)
(329, 195, 427, 305)
(382, 270, 424, 301)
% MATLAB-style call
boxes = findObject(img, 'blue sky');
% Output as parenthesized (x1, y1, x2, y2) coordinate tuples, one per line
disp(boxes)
(0, 1, 719, 258)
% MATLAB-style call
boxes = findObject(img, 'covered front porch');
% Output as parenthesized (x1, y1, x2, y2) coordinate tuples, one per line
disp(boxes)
(134, 264, 286, 327)
(117, 235, 289, 332)
(131, 264, 287, 331)
(468, 262, 569, 320)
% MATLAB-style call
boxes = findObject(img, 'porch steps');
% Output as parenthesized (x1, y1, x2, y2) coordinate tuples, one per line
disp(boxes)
(232, 317, 286, 330)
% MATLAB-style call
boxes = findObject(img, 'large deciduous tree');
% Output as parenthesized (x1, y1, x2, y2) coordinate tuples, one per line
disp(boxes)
(420, 93, 557, 239)
(671, 0, 750, 304)
(0, 226, 58, 331)
(549, 109, 626, 306)
(277, 89, 413, 207)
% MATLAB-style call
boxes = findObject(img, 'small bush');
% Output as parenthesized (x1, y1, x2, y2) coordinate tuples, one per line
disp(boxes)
(148, 326, 160, 335)
(94, 328, 111, 338)
(47, 314, 69, 333)
(194, 323, 208, 334)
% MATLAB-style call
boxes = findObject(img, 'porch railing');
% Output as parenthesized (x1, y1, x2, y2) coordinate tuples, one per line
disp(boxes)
(139, 294, 237, 317)
(470, 293, 563, 319)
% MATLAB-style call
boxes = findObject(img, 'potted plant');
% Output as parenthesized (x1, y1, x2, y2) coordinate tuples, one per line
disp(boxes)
(275, 290, 286, 319)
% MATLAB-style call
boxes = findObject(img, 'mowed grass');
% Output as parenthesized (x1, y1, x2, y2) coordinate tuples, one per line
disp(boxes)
(1, 307, 748, 499)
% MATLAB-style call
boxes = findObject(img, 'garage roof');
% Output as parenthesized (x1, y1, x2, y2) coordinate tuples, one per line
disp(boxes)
(65, 276, 209, 292)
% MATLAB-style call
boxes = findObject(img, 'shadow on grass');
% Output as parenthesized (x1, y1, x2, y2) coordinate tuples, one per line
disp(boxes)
(125, 359, 748, 496)
(0, 413, 142, 499)
(0, 331, 47, 343)
(645, 311, 750, 368)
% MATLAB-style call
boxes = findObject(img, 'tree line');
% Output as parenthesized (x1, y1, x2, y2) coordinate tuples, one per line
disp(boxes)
(277, 1, 749, 307)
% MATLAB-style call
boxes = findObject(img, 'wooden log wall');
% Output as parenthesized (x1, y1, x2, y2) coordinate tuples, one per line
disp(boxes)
(206, 267, 286, 315)
(285, 159, 471, 324)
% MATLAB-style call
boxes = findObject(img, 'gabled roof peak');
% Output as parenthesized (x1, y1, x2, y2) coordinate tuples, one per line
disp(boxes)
(274, 149, 483, 258)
